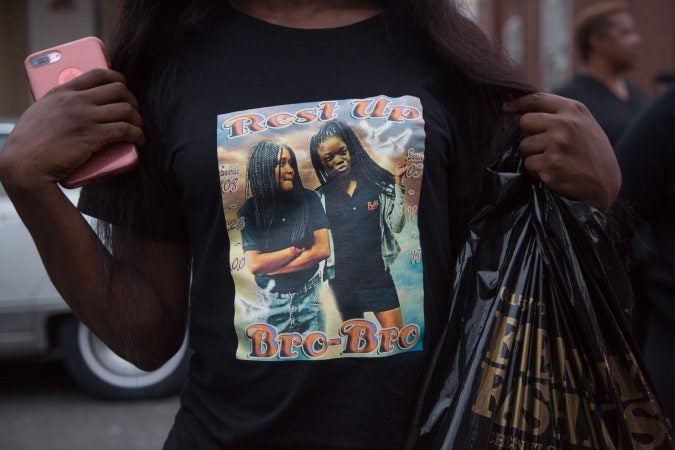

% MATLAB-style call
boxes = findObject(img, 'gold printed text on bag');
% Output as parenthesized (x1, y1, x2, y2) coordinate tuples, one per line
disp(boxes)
(472, 287, 667, 450)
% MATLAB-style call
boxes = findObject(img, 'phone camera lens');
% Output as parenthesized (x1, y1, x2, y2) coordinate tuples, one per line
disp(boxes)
(30, 52, 61, 68)
(30, 56, 50, 67)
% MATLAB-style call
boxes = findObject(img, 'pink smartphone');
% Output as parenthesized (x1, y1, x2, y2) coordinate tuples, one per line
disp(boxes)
(24, 36, 138, 189)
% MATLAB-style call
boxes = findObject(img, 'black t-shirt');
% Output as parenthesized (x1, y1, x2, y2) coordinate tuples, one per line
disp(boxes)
(555, 74, 650, 147)
(239, 189, 328, 292)
(326, 182, 386, 276)
(80, 6, 464, 449)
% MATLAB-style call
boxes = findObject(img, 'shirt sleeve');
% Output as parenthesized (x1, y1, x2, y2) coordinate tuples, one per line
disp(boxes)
(384, 184, 406, 234)
(306, 190, 330, 231)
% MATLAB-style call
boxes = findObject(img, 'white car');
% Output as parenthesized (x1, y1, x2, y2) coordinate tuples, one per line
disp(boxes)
(0, 120, 189, 399)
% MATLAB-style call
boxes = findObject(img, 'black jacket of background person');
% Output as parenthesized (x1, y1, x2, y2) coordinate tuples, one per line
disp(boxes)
(555, 74, 649, 147)
(616, 85, 675, 422)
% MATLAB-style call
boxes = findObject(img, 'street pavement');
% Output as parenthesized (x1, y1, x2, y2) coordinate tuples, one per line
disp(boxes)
(0, 360, 179, 450)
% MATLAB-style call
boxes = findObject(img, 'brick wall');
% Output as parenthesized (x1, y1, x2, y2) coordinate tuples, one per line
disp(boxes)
(480, 0, 675, 98)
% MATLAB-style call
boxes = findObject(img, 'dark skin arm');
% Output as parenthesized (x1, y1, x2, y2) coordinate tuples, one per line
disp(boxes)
(268, 229, 330, 275)
(0, 69, 189, 370)
(246, 229, 330, 275)
(504, 93, 621, 211)
(245, 247, 300, 275)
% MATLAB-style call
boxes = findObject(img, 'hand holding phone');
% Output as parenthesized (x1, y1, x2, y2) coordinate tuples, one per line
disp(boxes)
(24, 37, 139, 188)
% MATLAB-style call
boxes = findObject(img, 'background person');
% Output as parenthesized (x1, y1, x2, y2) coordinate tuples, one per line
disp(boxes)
(0, 1, 621, 448)
(616, 85, 675, 423)
(555, 1, 649, 147)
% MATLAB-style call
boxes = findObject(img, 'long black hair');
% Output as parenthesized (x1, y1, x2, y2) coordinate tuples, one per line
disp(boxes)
(88, 0, 534, 245)
(244, 140, 312, 249)
(309, 120, 395, 196)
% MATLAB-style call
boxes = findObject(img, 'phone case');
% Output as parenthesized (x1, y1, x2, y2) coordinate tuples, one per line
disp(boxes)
(24, 36, 138, 189)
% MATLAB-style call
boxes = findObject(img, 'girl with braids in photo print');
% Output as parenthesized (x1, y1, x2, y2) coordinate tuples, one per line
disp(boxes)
(310, 120, 409, 330)
(237, 140, 330, 334)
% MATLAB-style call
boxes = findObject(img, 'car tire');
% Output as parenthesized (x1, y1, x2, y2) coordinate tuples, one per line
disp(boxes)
(59, 316, 189, 400)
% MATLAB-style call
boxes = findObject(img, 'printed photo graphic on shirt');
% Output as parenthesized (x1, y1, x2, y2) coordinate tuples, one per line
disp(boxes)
(217, 95, 426, 361)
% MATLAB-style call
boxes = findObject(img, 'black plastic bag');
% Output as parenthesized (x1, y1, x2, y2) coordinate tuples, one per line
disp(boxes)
(406, 142, 673, 450)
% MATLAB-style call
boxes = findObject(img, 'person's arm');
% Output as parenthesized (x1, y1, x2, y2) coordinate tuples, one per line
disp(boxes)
(245, 247, 302, 275)
(0, 69, 189, 371)
(268, 229, 330, 275)
(504, 93, 621, 211)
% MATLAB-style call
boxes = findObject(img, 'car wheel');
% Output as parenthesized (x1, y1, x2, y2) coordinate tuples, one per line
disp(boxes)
(59, 316, 189, 400)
